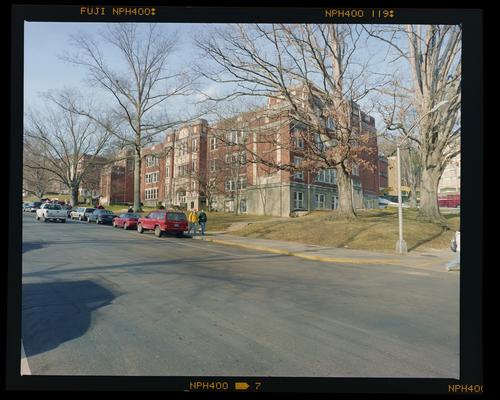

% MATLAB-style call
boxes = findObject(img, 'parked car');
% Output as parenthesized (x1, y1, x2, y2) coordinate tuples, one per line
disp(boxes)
(83, 208, 97, 221)
(137, 210, 188, 237)
(26, 201, 43, 212)
(70, 207, 95, 221)
(87, 209, 117, 225)
(378, 197, 410, 208)
(113, 213, 141, 230)
(35, 203, 67, 223)
(22, 202, 31, 212)
(438, 194, 460, 208)
(60, 204, 72, 217)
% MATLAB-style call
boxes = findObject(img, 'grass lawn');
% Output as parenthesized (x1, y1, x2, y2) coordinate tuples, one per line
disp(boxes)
(232, 208, 460, 253)
(202, 212, 276, 232)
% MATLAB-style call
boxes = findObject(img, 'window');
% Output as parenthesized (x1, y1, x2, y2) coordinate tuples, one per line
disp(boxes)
(238, 176, 247, 189)
(239, 152, 247, 164)
(145, 155, 159, 168)
(352, 163, 359, 176)
(176, 164, 189, 177)
(145, 172, 159, 184)
(191, 181, 196, 192)
(293, 129, 305, 149)
(326, 117, 335, 130)
(192, 160, 197, 173)
(332, 196, 338, 209)
(225, 180, 236, 191)
(210, 159, 216, 172)
(210, 137, 218, 150)
(314, 133, 325, 151)
(191, 139, 198, 152)
(177, 140, 188, 156)
(145, 188, 158, 200)
(317, 169, 336, 184)
(239, 199, 247, 213)
(315, 194, 325, 209)
(294, 156, 303, 180)
(293, 191, 304, 209)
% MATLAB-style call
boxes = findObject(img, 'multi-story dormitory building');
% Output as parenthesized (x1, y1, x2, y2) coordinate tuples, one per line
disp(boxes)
(99, 94, 380, 217)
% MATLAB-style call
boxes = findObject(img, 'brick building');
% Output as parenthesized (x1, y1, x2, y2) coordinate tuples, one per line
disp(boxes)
(99, 149, 134, 205)
(378, 154, 389, 193)
(99, 93, 380, 216)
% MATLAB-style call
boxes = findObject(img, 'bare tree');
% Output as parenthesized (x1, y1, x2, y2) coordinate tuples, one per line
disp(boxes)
(60, 24, 197, 212)
(196, 24, 383, 219)
(24, 92, 111, 206)
(367, 25, 461, 222)
(23, 141, 55, 200)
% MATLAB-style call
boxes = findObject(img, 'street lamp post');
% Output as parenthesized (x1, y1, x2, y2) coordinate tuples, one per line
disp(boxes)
(395, 100, 449, 254)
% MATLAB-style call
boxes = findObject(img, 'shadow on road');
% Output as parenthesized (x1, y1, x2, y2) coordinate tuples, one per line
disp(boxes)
(22, 242, 46, 253)
(22, 280, 115, 357)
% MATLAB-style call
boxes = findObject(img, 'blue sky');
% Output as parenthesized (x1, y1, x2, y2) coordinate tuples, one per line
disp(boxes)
(24, 22, 409, 131)
(24, 22, 207, 110)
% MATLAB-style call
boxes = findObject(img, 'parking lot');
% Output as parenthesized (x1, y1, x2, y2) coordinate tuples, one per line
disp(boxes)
(22, 212, 459, 377)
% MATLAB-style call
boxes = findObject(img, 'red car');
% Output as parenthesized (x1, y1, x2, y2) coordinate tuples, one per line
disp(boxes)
(438, 194, 460, 208)
(113, 212, 141, 230)
(137, 210, 188, 237)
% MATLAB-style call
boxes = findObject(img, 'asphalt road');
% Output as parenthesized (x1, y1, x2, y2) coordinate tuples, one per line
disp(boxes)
(21, 213, 459, 377)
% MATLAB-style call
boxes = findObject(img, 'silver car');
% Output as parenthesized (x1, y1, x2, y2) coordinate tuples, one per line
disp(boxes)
(70, 207, 96, 221)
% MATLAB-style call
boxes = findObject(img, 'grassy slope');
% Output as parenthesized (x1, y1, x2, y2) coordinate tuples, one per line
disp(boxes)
(233, 208, 460, 253)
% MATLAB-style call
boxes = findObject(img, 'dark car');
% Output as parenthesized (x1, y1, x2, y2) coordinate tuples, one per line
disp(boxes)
(88, 209, 117, 225)
(27, 201, 43, 212)
(137, 210, 188, 237)
(113, 213, 141, 230)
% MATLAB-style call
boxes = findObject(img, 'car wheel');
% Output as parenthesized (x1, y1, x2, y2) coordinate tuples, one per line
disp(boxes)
(137, 224, 143, 234)
(176, 232, 183, 238)
(87, 218, 92, 223)
(61, 219, 66, 223)
(155, 226, 162, 237)
(42, 216, 47, 222)
(36, 215, 40, 221)
(123, 223, 128, 230)
(79, 216, 83, 221)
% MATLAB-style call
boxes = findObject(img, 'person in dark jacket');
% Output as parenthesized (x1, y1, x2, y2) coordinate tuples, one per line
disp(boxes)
(198, 209, 207, 237)
(128, 207, 134, 213)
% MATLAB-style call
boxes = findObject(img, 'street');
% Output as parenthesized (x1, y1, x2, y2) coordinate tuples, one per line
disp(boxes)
(22, 213, 459, 377)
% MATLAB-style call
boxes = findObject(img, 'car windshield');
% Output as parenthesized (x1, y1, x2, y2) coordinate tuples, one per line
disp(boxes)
(98, 210, 114, 215)
(45, 204, 62, 210)
(86, 209, 96, 213)
(167, 212, 187, 221)
(125, 213, 141, 218)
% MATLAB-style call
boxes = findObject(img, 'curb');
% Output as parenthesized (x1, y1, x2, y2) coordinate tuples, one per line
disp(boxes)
(197, 236, 409, 266)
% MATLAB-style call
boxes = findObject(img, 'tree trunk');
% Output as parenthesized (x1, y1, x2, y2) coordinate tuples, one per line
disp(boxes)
(409, 183, 418, 208)
(336, 166, 357, 219)
(134, 151, 142, 212)
(418, 167, 445, 223)
(70, 186, 79, 207)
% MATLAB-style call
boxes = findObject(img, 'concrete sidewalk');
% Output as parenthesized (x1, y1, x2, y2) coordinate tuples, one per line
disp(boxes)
(193, 232, 458, 272)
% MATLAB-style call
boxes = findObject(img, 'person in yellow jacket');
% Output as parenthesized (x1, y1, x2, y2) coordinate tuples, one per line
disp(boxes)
(188, 208, 199, 236)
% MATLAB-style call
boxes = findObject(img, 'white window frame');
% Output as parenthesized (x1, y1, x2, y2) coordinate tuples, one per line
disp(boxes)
(210, 137, 218, 150)
(293, 191, 304, 209)
(294, 156, 304, 180)
(315, 193, 325, 209)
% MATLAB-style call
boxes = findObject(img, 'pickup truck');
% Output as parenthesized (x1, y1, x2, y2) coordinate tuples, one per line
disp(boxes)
(36, 203, 67, 223)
